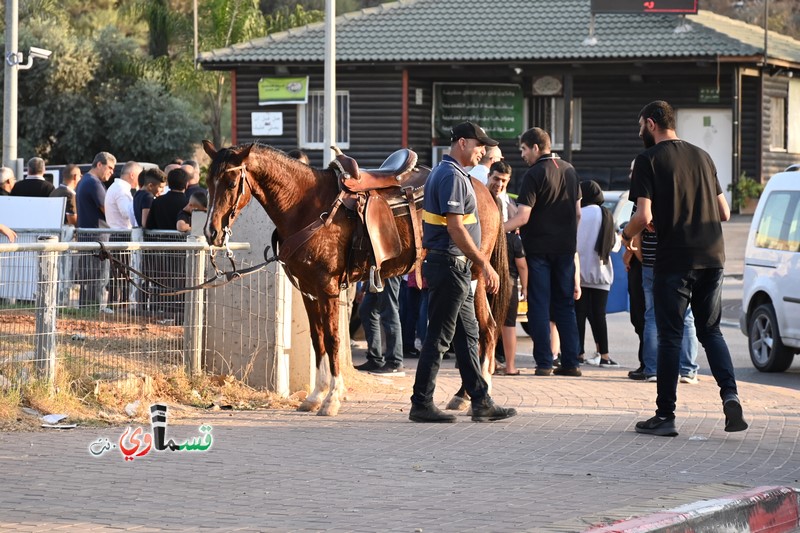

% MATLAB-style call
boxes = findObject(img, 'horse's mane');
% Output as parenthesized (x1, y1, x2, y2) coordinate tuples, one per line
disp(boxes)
(212, 142, 321, 177)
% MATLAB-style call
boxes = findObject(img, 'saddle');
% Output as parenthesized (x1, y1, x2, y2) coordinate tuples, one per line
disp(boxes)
(328, 147, 427, 292)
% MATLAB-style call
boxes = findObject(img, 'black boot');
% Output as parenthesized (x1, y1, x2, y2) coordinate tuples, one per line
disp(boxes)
(409, 403, 457, 423)
(471, 399, 517, 422)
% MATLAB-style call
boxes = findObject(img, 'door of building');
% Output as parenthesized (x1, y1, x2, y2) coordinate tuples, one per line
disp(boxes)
(676, 108, 733, 206)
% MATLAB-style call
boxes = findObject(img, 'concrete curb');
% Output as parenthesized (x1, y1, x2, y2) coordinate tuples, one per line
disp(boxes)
(584, 486, 800, 533)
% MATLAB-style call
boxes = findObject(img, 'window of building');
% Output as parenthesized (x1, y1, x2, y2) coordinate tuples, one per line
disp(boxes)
(298, 91, 350, 149)
(769, 96, 786, 151)
(788, 79, 800, 153)
(531, 97, 582, 151)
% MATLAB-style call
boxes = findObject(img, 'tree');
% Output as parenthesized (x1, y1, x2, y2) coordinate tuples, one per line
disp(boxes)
(265, 4, 323, 34)
(99, 80, 207, 163)
(168, 0, 270, 147)
(10, 9, 206, 164)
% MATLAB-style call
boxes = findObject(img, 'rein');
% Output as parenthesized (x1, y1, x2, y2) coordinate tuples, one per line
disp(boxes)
(94, 239, 279, 297)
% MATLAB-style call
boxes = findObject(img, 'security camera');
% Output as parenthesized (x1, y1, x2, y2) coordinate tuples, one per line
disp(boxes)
(28, 47, 52, 60)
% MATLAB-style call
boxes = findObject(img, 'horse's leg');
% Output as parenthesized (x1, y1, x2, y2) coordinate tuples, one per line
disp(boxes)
(298, 295, 329, 412)
(317, 296, 346, 417)
(473, 278, 497, 396)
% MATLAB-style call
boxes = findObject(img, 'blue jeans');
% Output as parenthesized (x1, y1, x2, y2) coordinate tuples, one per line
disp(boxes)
(399, 281, 429, 351)
(411, 254, 487, 407)
(642, 266, 699, 377)
(653, 268, 739, 418)
(359, 276, 402, 368)
(526, 254, 580, 369)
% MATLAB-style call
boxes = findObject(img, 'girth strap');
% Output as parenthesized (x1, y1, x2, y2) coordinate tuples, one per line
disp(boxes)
(404, 185, 424, 286)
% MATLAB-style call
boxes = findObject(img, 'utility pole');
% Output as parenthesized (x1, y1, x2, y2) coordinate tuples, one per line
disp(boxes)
(763, 0, 769, 64)
(3, 0, 50, 178)
(3, 0, 21, 178)
(323, 0, 336, 165)
(193, 0, 199, 69)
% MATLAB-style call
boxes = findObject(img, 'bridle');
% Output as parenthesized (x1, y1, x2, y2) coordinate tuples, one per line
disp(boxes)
(219, 163, 249, 258)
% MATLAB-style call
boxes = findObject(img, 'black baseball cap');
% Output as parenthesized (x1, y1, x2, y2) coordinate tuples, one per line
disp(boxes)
(450, 122, 499, 147)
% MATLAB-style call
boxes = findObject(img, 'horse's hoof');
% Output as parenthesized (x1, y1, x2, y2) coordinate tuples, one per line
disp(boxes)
(445, 395, 469, 411)
(297, 400, 321, 412)
(317, 401, 340, 417)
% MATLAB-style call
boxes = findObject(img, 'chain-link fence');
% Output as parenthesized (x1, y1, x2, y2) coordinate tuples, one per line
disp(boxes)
(0, 230, 261, 392)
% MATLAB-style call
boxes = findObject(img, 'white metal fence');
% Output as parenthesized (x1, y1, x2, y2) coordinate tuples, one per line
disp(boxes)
(0, 230, 265, 392)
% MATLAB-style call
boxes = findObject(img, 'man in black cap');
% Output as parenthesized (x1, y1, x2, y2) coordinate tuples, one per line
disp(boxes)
(409, 121, 517, 423)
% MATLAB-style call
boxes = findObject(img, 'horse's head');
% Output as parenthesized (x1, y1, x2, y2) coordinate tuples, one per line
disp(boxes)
(202, 140, 254, 247)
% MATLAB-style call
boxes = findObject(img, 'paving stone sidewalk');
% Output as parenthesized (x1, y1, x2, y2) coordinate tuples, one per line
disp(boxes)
(1, 350, 799, 532)
(0, 215, 789, 532)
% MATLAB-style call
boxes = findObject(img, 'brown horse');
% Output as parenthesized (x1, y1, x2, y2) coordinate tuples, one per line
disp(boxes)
(202, 141, 509, 416)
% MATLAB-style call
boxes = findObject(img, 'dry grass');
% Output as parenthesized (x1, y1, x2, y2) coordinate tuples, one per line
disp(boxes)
(0, 370, 300, 431)
(0, 307, 300, 430)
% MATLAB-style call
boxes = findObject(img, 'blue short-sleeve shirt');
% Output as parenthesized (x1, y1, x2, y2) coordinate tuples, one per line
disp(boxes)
(76, 172, 107, 229)
(422, 155, 481, 255)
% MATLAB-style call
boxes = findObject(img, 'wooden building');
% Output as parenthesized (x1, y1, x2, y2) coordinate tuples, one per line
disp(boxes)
(199, 0, 800, 203)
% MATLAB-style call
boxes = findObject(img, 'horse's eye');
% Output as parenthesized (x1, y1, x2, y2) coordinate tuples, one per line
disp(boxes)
(226, 179, 237, 190)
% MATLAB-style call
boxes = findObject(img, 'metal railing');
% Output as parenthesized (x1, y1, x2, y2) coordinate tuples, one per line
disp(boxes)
(0, 232, 253, 391)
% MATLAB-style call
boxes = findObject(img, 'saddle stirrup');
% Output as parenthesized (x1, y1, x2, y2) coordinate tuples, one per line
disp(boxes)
(368, 265, 384, 293)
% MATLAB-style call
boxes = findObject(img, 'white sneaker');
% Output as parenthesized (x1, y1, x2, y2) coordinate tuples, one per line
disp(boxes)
(585, 355, 601, 366)
(645, 374, 658, 382)
(680, 374, 699, 384)
(414, 338, 423, 351)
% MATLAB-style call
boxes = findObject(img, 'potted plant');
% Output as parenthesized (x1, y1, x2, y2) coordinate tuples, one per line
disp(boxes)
(728, 173, 763, 215)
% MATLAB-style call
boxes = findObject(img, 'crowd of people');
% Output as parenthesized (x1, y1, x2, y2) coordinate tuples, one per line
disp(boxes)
(0, 99, 749, 434)
(1, 153, 209, 317)
(349, 100, 748, 434)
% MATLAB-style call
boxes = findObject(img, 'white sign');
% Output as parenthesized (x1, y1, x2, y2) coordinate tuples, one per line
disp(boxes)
(251, 112, 283, 136)
(0, 196, 65, 228)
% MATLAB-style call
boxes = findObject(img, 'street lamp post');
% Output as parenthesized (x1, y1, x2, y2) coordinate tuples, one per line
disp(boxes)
(3, 0, 52, 179)
(3, 0, 21, 178)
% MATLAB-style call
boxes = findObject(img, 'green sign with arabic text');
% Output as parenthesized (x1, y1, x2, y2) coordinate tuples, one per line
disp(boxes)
(433, 83, 523, 140)
(258, 76, 309, 106)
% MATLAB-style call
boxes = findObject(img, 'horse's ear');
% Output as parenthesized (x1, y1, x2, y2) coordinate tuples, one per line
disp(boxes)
(202, 140, 217, 159)
(240, 144, 254, 160)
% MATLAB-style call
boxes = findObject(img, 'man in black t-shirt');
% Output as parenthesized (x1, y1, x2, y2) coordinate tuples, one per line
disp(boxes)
(504, 127, 583, 377)
(134, 168, 167, 228)
(622, 100, 747, 437)
(145, 168, 190, 319)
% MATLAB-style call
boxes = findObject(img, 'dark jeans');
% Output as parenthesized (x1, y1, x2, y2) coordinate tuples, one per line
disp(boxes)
(359, 276, 402, 368)
(400, 279, 420, 353)
(411, 254, 487, 407)
(653, 267, 738, 418)
(575, 287, 610, 355)
(627, 258, 645, 366)
(77, 233, 108, 306)
(526, 253, 580, 369)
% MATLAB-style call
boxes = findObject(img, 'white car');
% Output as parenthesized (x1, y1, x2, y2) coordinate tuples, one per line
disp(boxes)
(740, 169, 800, 372)
(602, 190, 634, 230)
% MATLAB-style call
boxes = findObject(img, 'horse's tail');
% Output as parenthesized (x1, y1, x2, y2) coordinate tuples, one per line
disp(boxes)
(489, 196, 512, 332)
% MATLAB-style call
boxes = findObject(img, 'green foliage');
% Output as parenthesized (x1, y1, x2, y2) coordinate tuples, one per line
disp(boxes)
(100, 80, 208, 164)
(728, 173, 764, 210)
(265, 4, 323, 34)
(125, 0, 190, 58)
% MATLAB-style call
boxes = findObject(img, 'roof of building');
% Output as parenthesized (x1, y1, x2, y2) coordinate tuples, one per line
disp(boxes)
(199, 0, 800, 68)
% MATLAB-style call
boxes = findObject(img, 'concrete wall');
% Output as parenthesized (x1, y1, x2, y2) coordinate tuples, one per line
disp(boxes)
(204, 201, 315, 394)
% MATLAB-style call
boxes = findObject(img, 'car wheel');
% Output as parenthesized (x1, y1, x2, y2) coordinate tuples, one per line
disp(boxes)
(748, 303, 794, 372)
